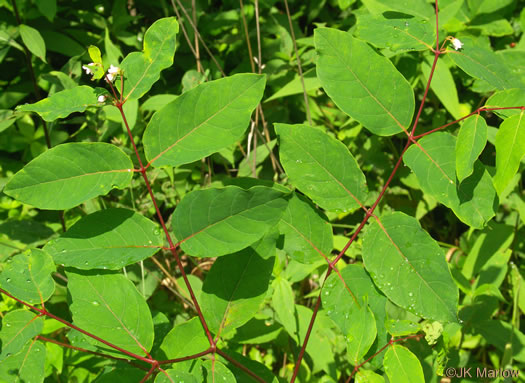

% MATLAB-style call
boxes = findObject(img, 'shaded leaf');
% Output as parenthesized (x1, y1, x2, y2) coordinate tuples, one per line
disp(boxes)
(275, 123, 367, 212)
(119, 17, 179, 100)
(67, 269, 154, 357)
(16, 86, 106, 122)
(200, 233, 276, 334)
(0, 310, 44, 361)
(44, 208, 163, 270)
(383, 345, 424, 383)
(160, 317, 209, 359)
(493, 112, 525, 195)
(485, 89, 525, 118)
(404, 132, 497, 228)
(4, 143, 133, 210)
(346, 303, 377, 364)
(422, 56, 462, 119)
(455, 114, 488, 181)
(272, 277, 297, 337)
(279, 192, 333, 264)
(315, 27, 414, 135)
(265, 68, 320, 102)
(19, 24, 46, 63)
(449, 37, 524, 90)
(0, 249, 55, 304)
(172, 186, 288, 258)
(362, 212, 458, 322)
(143, 74, 265, 167)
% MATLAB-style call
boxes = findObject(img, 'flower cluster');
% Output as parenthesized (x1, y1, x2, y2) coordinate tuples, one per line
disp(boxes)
(82, 63, 120, 82)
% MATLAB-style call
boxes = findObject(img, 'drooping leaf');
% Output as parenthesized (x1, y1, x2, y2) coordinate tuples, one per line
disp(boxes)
(404, 132, 497, 228)
(314, 27, 414, 135)
(272, 277, 297, 337)
(172, 186, 288, 258)
(275, 123, 367, 212)
(422, 56, 462, 119)
(0, 310, 44, 361)
(362, 212, 459, 322)
(66, 269, 154, 357)
(16, 86, 106, 122)
(0, 249, 55, 304)
(4, 143, 133, 210)
(202, 360, 236, 383)
(455, 114, 488, 182)
(493, 112, 525, 195)
(383, 345, 425, 383)
(118, 17, 179, 100)
(346, 303, 377, 364)
(160, 317, 209, 359)
(155, 370, 198, 383)
(88, 45, 102, 65)
(200, 233, 276, 335)
(279, 192, 333, 264)
(449, 37, 524, 91)
(485, 89, 525, 118)
(356, 14, 435, 52)
(0, 340, 46, 383)
(44, 208, 163, 270)
(143, 74, 266, 167)
(19, 24, 46, 63)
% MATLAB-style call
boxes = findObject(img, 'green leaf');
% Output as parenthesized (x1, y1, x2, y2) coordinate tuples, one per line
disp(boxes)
(16, 86, 106, 122)
(404, 132, 497, 228)
(385, 319, 421, 336)
(279, 192, 333, 264)
(202, 360, 236, 383)
(160, 317, 209, 359)
(66, 269, 154, 357)
(156, 370, 198, 383)
(0, 340, 46, 383)
(356, 369, 385, 383)
(172, 186, 287, 258)
(105, 29, 123, 65)
(383, 345, 425, 383)
(346, 303, 377, 364)
(44, 208, 163, 270)
(0, 249, 55, 304)
(265, 69, 320, 102)
(272, 277, 297, 337)
(362, 212, 459, 322)
(0, 310, 44, 361)
(455, 114, 488, 182)
(88, 45, 103, 65)
(275, 123, 367, 212)
(449, 37, 524, 90)
(422, 56, 462, 119)
(118, 17, 179, 100)
(493, 112, 525, 196)
(314, 27, 414, 135)
(361, 0, 434, 19)
(485, 89, 525, 118)
(200, 233, 276, 334)
(143, 74, 266, 167)
(35, 0, 57, 21)
(4, 142, 133, 210)
(356, 14, 435, 52)
(19, 24, 46, 63)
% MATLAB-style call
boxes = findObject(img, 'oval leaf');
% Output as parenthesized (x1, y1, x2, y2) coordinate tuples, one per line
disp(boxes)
(455, 114, 488, 182)
(383, 345, 425, 383)
(362, 212, 459, 322)
(202, 360, 236, 383)
(160, 317, 209, 359)
(485, 89, 525, 118)
(44, 208, 163, 270)
(493, 112, 525, 196)
(404, 132, 497, 229)
(156, 370, 198, 383)
(276, 123, 367, 212)
(16, 86, 106, 122)
(200, 233, 276, 335)
(0, 310, 44, 362)
(4, 142, 133, 210)
(279, 192, 333, 264)
(172, 186, 288, 258)
(143, 74, 266, 167)
(0, 249, 55, 304)
(0, 340, 46, 383)
(119, 17, 179, 100)
(315, 27, 414, 135)
(19, 24, 46, 62)
(66, 269, 154, 357)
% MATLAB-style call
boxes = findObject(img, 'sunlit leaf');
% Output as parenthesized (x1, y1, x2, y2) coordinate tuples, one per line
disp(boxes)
(455, 114, 488, 182)
(383, 345, 424, 383)
(0, 310, 44, 361)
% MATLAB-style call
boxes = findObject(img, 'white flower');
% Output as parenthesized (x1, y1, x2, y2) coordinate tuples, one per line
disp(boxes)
(106, 65, 120, 82)
(97, 95, 107, 103)
(82, 63, 95, 75)
(452, 38, 463, 51)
